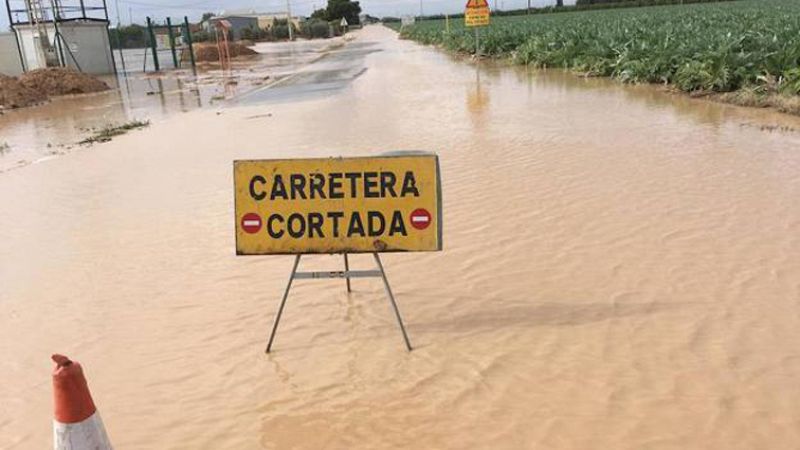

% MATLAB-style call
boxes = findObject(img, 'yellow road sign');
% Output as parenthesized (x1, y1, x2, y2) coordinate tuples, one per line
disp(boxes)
(465, 0, 490, 27)
(234, 153, 442, 255)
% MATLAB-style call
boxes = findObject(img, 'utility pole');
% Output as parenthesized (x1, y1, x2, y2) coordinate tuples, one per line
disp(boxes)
(527, 0, 531, 14)
(286, 0, 294, 41)
(114, 0, 127, 73)
(419, 0, 423, 18)
(114, 0, 123, 29)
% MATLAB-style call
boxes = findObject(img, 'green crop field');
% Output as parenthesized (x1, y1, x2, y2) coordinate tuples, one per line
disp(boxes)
(392, 1, 800, 95)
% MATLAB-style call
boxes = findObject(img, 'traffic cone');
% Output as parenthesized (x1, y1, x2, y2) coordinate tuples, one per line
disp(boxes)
(52, 354, 112, 450)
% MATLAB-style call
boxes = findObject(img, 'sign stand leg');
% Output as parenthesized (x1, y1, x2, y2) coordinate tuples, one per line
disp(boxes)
(475, 27, 480, 57)
(265, 254, 413, 352)
(265, 254, 302, 353)
(373, 253, 413, 351)
(344, 253, 352, 293)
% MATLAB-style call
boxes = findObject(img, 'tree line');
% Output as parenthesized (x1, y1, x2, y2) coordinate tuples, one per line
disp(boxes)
(109, 0, 362, 49)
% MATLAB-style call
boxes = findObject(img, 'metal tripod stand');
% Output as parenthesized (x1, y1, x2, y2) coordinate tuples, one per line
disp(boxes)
(266, 253, 413, 353)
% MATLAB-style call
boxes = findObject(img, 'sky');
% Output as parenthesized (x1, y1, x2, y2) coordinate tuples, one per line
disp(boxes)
(2, 0, 570, 29)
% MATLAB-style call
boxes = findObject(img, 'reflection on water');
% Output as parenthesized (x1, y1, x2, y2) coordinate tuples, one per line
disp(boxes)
(0, 38, 344, 173)
(0, 74, 202, 172)
(467, 65, 490, 128)
(234, 41, 380, 105)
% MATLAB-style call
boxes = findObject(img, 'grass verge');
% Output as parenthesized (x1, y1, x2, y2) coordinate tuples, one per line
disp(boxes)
(79, 120, 150, 145)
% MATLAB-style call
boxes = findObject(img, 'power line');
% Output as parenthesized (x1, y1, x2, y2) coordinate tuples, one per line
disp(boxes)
(119, 0, 219, 8)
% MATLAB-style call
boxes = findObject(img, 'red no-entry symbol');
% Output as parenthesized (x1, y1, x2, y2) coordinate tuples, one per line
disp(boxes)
(241, 213, 262, 234)
(409, 208, 432, 230)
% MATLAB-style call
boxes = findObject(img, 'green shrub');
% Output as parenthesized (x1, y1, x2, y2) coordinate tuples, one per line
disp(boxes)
(398, 0, 800, 94)
(301, 19, 331, 39)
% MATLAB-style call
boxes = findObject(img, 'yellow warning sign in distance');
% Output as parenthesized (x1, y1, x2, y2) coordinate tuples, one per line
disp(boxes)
(465, 0, 490, 27)
(234, 153, 442, 255)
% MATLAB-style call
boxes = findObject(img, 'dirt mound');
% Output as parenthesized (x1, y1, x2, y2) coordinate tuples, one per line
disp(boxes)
(18, 67, 109, 97)
(0, 73, 48, 109)
(189, 42, 259, 62)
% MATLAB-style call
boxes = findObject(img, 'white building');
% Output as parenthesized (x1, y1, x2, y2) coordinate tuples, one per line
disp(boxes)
(203, 9, 305, 37)
(1, 1, 115, 75)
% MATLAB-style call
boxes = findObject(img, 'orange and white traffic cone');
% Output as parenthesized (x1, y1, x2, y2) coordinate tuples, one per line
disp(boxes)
(52, 354, 112, 450)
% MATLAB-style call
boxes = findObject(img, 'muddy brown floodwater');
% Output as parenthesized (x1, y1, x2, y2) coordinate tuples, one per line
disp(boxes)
(0, 38, 343, 173)
(2, 25, 800, 449)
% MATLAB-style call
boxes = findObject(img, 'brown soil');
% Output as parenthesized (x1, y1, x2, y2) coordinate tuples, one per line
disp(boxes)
(0, 68, 109, 109)
(18, 67, 109, 97)
(0, 73, 48, 109)
(188, 42, 259, 62)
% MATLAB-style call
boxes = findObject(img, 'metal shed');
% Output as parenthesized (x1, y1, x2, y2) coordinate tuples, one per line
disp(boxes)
(3, 0, 115, 75)
(207, 15, 259, 40)
(0, 32, 24, 75)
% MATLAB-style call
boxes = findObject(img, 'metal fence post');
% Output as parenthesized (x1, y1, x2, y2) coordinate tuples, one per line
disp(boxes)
(146, 16, 159, 71)
(184, 16, 196, 75)
(166, 17, 178, 68)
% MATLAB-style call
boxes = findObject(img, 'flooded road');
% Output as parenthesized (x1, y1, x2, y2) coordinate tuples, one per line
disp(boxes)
(0, 38, 343, 173)
(2, 25, 800, 449)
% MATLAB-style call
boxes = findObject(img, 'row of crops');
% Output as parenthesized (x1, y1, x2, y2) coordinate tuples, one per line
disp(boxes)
(394, 1, 800, 94)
